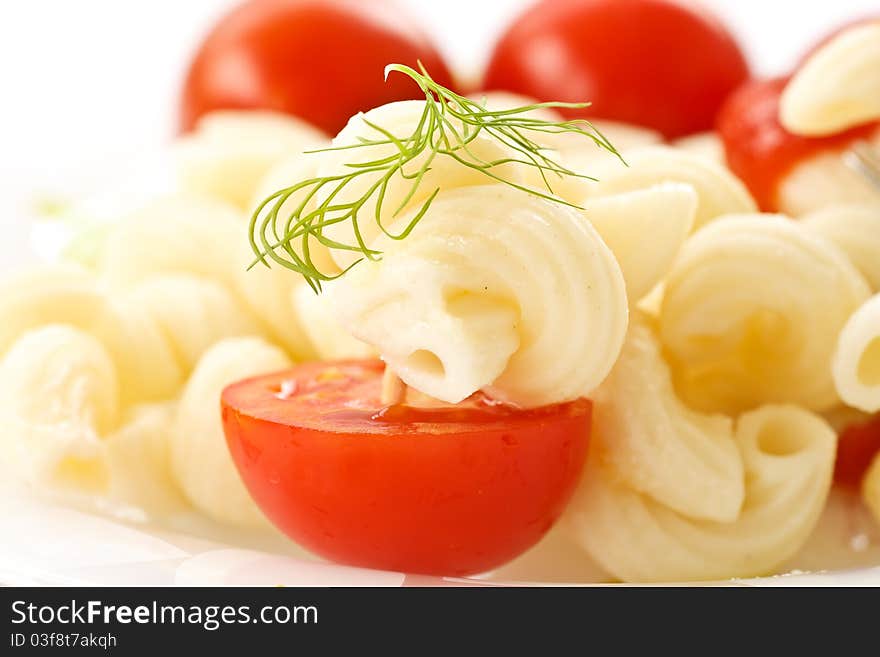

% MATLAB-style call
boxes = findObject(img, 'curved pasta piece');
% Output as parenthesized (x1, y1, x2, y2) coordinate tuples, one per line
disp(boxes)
(315, 100, 529, 269)
(176, 110, 327, 209)
(0, 325, 118, 492)
(802, 203, 880, 290)
(100, 194, 244, 289)
(592, 318, 743, 522)
(249, 150, 340, 277)
(329, 185, 628, 407)
(777, 147, 880, 217)
(671, 132, 726, 165)
(660, 214, 870, 413)
(780, 22, 880, 136)
(568, 404, 836, 582)
(832, 293, 880, 413)
(170, 337, 291, 528)
(291, 284, 375, 360)
(129, 274, 264, 372)
(584, 183, 697, 303)
(105, 402, 187, 516)
(586, 146, 757, 229)
(0, 264, 181, 403)
(864, 453, 880, 525)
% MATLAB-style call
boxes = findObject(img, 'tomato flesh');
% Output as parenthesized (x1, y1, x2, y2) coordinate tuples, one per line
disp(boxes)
(221, 360, 591, 576)
(181, 0, 455, 135)
(718, 78, 879, 212)
(835, 414, 880, 489)
(483, 0, 750, 139)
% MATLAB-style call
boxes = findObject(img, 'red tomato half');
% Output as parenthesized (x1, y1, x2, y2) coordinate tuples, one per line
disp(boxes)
(717, 78, 879, 211)
(222, 360, 591, 576)
(180, 0, 454, 135)
(483, 0, 750, 139)
(835, 415, 880, 489)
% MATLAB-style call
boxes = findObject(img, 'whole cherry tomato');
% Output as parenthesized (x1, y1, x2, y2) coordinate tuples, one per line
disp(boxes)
(482, 0, 750, 139)
(181, 0, 454, 135)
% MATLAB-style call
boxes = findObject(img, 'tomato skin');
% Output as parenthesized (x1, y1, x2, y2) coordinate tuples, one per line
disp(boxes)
(717, 78, 879, 211)
(221, 360, 591, 576)
(835, 415, 880, 489)
(482, 0, 750, 139)
(180, 0, 454, 136)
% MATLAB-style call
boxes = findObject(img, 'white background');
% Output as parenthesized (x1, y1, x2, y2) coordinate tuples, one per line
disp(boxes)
(0, 0, 876, 268)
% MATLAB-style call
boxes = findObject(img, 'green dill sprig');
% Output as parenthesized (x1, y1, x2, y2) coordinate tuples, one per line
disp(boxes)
(249, 62, 622, 292)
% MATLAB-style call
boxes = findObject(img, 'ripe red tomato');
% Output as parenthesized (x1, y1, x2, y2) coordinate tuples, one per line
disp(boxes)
(482, 0, 750, 139)
(717, 78, 878, 211)
(180, 0, 454, 136)
(222, 360, 591, 576)
(835, 414, 880, 489)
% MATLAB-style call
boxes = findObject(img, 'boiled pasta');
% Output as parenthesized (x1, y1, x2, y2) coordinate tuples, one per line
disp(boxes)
(780, 21, 880, 136)
(832, 293, 880, 413)
(583, 183, 697, 303)
(0, 325, 118, 492)
(568, 404, 836, 582)
(170, 336, 292, 528)
(777, 149, 880, 217)
(176, 110, 327, 209)
(314, 100, 530, 269)
(329, 184, 628, 407)
(660, 213, 871, 413)
(671, 132, 726, 165)
(586, 145, 757, 228)
(291, 284, 375, 360)
(129, 274, 264, 372)
(591, 318, 744, 522)
(802, 203, 880, 290)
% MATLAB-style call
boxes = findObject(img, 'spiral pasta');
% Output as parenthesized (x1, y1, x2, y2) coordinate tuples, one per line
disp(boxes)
(0, 325, 118, 492)
(586, 146, 757, 229)
(780, 21, 880, 136)
(129, 274, 264, 372)
(176, 110, 327, 209)
(660, 213, 871, 413)
(98, 193, 315, 360)
(583, 183, 697, 303)
(330, 184, 628, 407)
(832, 294, 880, 413)
(802, 203, 880, 290)
(671, 132, 726, 165)
(291, 284, 375, 360)
(591, 318, 744, 522)
(170, 336, 291, 529)
(314, 100, 530, 270)
(568, 404, 836, 582)
(777, 147, 880, 218)
(105, 401, 186, 516)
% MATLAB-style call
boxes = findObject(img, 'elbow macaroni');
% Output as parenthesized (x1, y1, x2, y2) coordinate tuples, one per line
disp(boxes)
(315, 100, 529, 270)
(330, 184, 629, 407)
(832, 293, 880, 413)
(585, 146, 757, 229)
(802, 203, 880, 290)
(780, 22, 880, 136)
(170, 337, 291, 529)
(568, 403, 836, 582)
(659, 213, 871, 413)
(175, 110, 327, 209)
(583, 183, 697, 303)
(591, 319, 744, 522)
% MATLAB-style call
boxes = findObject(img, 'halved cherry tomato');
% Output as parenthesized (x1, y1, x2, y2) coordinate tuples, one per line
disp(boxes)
(221, 360, 591, 576)
(482, 0, 750, 139)
(180, 0, 454, 136)
(717, 78, 879, 211)
(835, 414, 880, 489)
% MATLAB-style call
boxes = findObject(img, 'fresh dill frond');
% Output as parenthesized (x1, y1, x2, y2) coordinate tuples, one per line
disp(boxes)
(249, 62, 621, 292)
